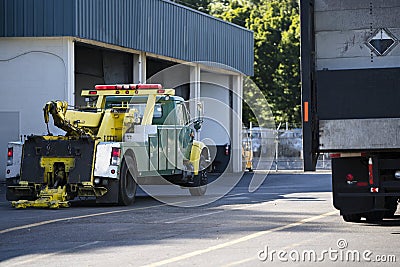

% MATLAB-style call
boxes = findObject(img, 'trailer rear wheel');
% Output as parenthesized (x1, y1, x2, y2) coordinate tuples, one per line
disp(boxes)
(118, 159, 137, 206)
(365, 211, 385, 223)
(342, 213, 361, 223)
(189, 155, 208, 196)
(384, 197, 398, 218)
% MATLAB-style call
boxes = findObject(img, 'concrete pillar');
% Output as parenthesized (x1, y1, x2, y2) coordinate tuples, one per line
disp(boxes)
(231, 74, 243, 172)
(133, 51, 147, 84)
(66, 38, 75, 106)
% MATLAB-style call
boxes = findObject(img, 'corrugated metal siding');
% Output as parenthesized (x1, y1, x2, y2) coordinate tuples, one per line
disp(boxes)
(0, 0, 75, 36)
(0, 0, 253, 75)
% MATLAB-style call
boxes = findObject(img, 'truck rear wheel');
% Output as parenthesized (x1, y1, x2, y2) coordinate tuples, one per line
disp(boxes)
(342, 213, 361, 223)
(189, 155, 208, 196)
(118, 159, 137, 206)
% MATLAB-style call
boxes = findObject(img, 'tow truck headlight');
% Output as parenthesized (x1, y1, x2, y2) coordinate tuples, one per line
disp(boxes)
(395, 171, 400, 179)
(94, 178, 101, 185)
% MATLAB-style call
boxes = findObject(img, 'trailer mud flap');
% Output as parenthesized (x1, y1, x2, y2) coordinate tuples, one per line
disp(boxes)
(332, 157, 372, 213)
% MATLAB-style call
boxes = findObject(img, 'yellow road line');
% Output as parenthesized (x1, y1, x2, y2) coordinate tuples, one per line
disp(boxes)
(223, 232, 332, 267)
(162, 210, 225, 224)
(223, 257, 254, 267)
(0, 192, 247, 235)
(141, 210, 338, 267)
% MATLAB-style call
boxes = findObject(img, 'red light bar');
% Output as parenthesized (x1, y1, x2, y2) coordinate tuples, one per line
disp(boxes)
(95, 85, 117, 90)
(95, 84, 163, 90)
(89, 91, 97, 95)
(117, 85, 130, 89)
(137, 84, 162, 89)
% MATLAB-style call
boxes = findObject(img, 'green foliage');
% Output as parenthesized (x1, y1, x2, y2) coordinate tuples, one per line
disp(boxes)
(172, 0, 211, 13)
(178, 0, 301, 127)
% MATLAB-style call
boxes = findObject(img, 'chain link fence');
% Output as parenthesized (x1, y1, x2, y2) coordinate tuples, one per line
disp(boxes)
(243, 127, 331, 171)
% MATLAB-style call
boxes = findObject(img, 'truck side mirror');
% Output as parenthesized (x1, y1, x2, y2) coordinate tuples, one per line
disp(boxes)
(197, 102, 204, 118)
(193, 102, 204, 131)
(194, 119, 203, 131)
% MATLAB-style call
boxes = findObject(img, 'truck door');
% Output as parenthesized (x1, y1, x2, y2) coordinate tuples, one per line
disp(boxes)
(176, 103, 194, 160)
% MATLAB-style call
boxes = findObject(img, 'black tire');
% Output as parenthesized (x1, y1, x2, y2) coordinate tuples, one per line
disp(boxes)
(365, 211, 385, 223)
(384, 209, 397, 218)
(189, 155, 208, 196)
(384, 197, 398, 218)
(342, 214, 362, 223)
(118, 158, 138, 206)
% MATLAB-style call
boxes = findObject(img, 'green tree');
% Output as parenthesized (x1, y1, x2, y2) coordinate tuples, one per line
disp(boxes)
(172, 0, 211, 13)
(272, 8, 301, 124)
(248, 0, 300, 126)
(179, 0, 301, 127)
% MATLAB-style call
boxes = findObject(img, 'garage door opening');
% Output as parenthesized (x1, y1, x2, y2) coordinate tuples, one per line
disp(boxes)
(147, 57, 190, 100)
(75, 44, 133, 107)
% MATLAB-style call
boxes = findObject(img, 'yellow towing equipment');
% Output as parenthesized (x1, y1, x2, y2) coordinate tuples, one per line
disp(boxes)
(12, 186, 70, 209)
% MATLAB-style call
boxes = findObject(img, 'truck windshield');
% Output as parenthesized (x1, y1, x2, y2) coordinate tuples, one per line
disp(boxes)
(129, 103, 163, 118)
(104, 96, 163, 118)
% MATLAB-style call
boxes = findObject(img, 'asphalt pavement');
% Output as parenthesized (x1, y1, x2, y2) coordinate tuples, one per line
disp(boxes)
(0, 171, 398, 266)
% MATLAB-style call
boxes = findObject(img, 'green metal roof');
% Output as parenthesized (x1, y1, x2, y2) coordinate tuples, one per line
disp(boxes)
(0, 0, 254, 75)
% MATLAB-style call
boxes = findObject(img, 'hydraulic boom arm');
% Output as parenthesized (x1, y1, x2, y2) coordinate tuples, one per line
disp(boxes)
(43, 101, 94, 137)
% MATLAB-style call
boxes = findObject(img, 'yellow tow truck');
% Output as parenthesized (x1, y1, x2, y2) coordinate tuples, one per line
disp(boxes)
(5, 84, 210, 208)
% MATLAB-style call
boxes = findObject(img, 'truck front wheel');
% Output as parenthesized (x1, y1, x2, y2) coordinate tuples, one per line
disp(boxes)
(189, 155, 208, 196)
(118, 159, 138, 206)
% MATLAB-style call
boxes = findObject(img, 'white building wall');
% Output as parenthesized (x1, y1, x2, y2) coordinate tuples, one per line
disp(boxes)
(200, 71, 231, 146)
(0, 37, 74, 177)
(200, 71, 243, 172)
(0, 37, 74, 135)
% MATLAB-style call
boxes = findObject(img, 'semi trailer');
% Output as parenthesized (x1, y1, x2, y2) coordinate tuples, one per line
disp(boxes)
(300, 0, 400, 222)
